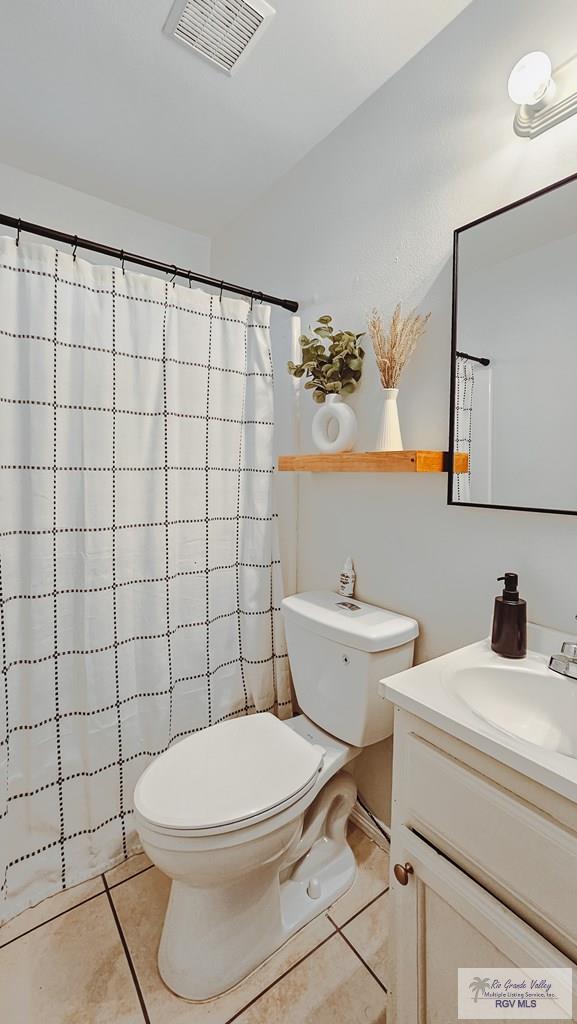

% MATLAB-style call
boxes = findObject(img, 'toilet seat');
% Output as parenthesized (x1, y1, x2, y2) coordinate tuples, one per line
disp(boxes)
(134, 712, 324, 837)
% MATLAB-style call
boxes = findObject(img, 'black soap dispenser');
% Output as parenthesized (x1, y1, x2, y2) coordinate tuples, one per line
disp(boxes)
(491, 572, 526, 659)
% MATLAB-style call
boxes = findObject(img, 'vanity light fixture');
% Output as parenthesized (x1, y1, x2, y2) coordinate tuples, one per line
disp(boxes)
(508, 51, 554, 107)
(508, 50, 577, 137)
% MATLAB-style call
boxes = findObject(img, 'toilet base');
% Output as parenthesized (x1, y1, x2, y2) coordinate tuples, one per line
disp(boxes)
(159, 848, 356, 1004)
(164, 846, 357, 1006)
(156, 770, 358, 1001)
(280, 837, 356, 935)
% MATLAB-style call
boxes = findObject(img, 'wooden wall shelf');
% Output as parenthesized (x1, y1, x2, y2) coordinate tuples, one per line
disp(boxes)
(277, 451, 468, 474)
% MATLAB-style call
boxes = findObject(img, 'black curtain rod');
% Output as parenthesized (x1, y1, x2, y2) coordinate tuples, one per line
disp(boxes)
(0, 213, 299, 314)
(456, 350, 490, 366)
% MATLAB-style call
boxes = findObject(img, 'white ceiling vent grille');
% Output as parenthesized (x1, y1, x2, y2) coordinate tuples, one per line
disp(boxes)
(164, 0, 275, 75)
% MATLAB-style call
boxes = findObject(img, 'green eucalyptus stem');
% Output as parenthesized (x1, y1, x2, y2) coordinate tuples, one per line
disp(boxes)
(287, 315, 365, 403)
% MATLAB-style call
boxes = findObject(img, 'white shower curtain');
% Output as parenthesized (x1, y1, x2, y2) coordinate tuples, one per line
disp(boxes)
(0, 236, 291, 923)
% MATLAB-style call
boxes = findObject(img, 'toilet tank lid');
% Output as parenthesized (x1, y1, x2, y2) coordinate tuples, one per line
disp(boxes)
(281, 591, 419, 653)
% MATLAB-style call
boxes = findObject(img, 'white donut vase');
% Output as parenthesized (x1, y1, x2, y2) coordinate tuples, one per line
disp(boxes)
(311, 395, 357, 453)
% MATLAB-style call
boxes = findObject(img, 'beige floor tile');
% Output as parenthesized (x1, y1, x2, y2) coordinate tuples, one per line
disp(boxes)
(0, 874, 104, 948)
(235, 932, 387, 1024)
(105, 852, 152, 887)
(0, 891, 144, 1023)
(328, 826, 389, 927)
(342, 890, 390, 989)
(111, 867, 336, 1023)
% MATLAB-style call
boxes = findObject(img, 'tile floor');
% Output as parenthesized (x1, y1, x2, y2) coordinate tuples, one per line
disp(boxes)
(0, 826, 389, 1024)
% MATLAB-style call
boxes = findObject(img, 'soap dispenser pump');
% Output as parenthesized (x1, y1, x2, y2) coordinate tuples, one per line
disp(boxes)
(491, 572, 526, 659)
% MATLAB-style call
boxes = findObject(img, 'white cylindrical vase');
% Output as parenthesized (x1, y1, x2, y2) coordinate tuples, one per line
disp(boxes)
(377, 388, 403, 451)
(311, 394, 357, 453)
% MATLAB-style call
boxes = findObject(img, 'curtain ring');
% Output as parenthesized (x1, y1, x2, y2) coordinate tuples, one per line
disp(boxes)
(16, 218, 21, 246)
(219, 280, 224, 302)
(250, 290, 254, 311)
(120, 250, 125, 275)
(72, 235, 78, 262)
(257, 290, 264, 304)
(170, 265, 177, 286)
(188, 271, 193, 289)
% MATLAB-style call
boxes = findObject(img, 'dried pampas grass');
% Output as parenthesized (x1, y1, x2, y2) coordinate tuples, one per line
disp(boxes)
(368, 304, 431, 390)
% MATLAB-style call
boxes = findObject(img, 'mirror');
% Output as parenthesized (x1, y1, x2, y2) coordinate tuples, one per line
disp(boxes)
(448, 171, 577, 515)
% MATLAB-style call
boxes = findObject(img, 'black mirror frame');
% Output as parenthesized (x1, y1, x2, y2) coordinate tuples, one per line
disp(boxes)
(447, 167, 577, 518)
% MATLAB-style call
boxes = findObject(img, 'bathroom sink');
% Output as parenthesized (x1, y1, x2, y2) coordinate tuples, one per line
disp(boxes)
(444, 663, 577, 758)
(381, 623, 577, 806)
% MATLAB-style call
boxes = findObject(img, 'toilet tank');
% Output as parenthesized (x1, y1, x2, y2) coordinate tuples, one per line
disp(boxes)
(281, 591, 418, 747)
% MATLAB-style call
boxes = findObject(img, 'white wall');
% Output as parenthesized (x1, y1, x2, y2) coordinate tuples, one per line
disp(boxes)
(0, 161, 210, 275)
(212, 0, 577, 822)
(213, 0, 577, 665)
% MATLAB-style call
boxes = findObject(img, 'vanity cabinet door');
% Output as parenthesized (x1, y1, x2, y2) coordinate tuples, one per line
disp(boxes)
(390, 826, 576, 1024)
(399, 729, 577, 959)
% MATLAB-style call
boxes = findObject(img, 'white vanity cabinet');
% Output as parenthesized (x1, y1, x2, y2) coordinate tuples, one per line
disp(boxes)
(389, 709, 577, 1024)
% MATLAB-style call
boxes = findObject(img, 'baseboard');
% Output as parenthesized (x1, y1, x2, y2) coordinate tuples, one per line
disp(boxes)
(350, 800, 390, 851)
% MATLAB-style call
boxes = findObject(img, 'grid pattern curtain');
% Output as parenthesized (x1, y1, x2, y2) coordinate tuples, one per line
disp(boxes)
(0, 236, 291, 923)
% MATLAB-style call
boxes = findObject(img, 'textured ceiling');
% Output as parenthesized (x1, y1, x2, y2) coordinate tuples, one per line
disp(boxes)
(0, 0, 473, 235)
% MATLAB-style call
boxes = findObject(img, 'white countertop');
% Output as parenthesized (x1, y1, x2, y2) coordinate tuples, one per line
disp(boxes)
(382, 623, 577, 806)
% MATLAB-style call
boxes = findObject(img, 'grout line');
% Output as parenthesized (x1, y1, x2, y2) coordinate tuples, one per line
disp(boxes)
(0, 888, 106, 950)
(103, 873, 152, 1024)
(224, 928, 337, 1024)
(333, 926, 388, 995)
(106, 863, 154, 890)
(0, 860, 154, 951)
(328, 885, 390, 930)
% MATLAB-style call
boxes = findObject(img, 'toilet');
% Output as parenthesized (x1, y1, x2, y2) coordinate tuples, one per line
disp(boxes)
(134, 591, 418, 1000)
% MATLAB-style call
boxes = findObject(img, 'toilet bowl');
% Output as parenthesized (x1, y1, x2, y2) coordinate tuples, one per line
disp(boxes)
(134, 591, 418, 1000)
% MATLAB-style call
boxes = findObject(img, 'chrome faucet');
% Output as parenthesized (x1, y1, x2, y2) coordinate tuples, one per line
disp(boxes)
(549, 642, 577, 680)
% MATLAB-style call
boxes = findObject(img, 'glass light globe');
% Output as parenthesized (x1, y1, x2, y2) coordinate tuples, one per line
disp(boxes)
(508, 51, 552, 106)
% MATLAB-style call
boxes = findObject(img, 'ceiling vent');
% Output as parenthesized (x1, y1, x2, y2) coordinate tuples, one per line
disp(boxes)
(164, 0, 275, 75)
